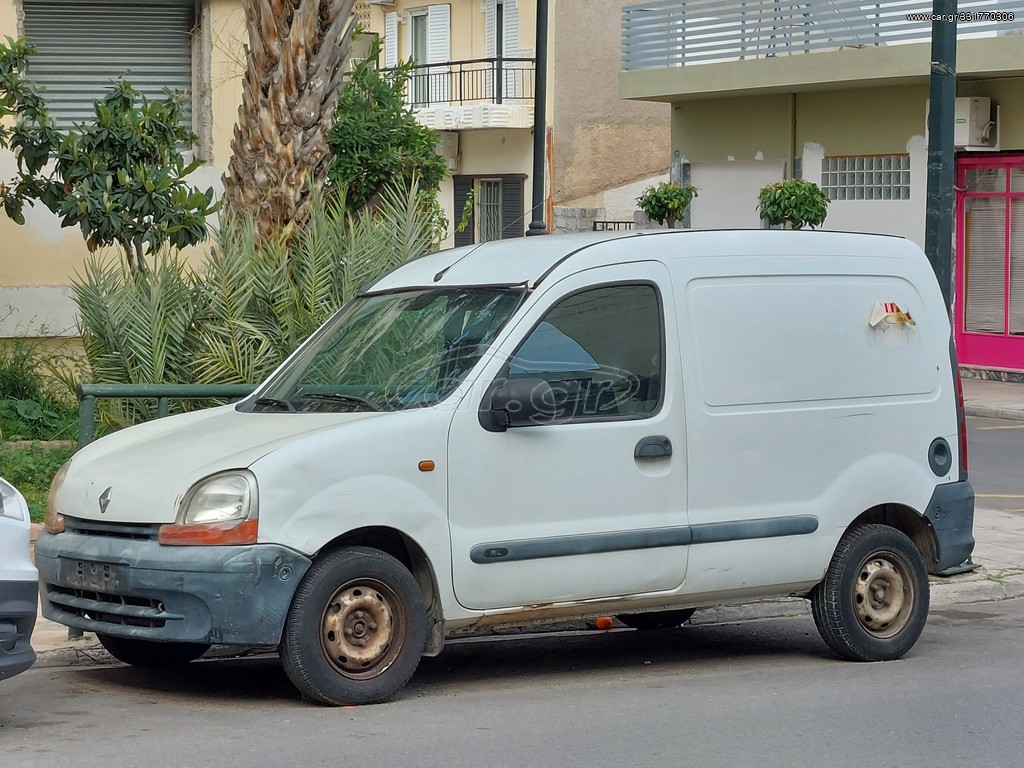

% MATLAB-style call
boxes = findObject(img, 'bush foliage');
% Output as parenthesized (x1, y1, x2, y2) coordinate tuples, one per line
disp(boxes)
(74, 183, 436, 429)
(0, 338, 79, 442)
(757, 179, 829, 230)
(327, 41, 447, 234)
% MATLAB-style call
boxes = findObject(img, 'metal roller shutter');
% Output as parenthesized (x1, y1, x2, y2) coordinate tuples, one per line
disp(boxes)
(22, 0, 195, 130)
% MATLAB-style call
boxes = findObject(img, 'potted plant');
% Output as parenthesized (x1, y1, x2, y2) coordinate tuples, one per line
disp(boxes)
(636, 182, 698, 229)
(757, 178, 829, 230)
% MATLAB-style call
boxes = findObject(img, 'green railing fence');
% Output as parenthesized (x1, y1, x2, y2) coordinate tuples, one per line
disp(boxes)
(76, 383, 257, 448)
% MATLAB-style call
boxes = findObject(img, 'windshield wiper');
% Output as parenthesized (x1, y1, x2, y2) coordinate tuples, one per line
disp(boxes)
(301, 392, 383, 412)
(251, 397, 296, 412)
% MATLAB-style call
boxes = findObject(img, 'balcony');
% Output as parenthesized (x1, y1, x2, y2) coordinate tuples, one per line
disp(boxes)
(620, 0, 1024, 100)
(384, 57, 536, 130)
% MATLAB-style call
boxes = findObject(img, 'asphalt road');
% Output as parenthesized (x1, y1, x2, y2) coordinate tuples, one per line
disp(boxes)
(967, 415, 1024, 513)
(4, 598, 1024, 768)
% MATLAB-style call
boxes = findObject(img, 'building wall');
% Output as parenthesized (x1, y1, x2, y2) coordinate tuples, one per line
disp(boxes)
(0, 0, 247, 339)
(670, 82, 1022, 249)
(550, 0, 670, 210)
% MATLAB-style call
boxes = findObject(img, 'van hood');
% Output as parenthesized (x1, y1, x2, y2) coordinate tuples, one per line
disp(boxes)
(57, 405, 379, 525)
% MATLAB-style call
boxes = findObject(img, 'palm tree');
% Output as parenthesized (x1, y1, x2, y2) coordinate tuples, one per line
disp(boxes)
(222, 0, 357, 238)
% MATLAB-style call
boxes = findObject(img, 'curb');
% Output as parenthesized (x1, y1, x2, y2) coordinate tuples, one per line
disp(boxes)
(964, 405, 1024, 422)
(32, 572, 1024, 670)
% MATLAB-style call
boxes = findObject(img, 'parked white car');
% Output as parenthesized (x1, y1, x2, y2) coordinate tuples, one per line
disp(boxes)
(0, 477, 37, 680)
(36, 230, 974, 705)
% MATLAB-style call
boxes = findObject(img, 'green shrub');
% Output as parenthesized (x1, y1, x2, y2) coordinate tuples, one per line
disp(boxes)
(73, 182, 435, 425)
(0, 441, 75, 523)
(0, 338, 79, 441)
(757, 179, 829, 230)
(636, 182, 698, 228)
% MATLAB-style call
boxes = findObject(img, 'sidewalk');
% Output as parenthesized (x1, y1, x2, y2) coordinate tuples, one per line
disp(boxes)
(28, 376, 1024, 667)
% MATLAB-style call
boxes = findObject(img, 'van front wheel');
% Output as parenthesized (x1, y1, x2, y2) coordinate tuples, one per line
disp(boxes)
(811, 524, 929, 662)
(280, 547, 427, 706)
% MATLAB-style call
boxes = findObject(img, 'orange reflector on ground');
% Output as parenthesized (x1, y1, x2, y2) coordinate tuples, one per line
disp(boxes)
(418, 460, 436, 472)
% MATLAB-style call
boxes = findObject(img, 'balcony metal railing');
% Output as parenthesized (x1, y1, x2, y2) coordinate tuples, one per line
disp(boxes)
(382, 57, 536, 109)
(622, 0, 1024, 69)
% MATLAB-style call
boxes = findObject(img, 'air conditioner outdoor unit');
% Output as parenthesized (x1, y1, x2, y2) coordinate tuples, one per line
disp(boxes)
(437, 131, 460, 172)
(954, 97, 996, 148)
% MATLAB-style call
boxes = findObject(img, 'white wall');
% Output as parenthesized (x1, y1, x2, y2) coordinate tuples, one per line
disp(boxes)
(601, 173, 668, 221)
(806, 136, 928, 247)
(689, 160, 786, 229)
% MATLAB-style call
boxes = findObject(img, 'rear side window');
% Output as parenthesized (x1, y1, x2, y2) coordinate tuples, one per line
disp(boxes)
(508, 284, 663, 421)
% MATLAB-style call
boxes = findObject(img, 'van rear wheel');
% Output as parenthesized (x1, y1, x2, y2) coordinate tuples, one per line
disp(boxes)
(811, 524, 929, 662)
(617, 608, 696, 631)
(96, 634, 210, 667)
(280, 547, 427, 706)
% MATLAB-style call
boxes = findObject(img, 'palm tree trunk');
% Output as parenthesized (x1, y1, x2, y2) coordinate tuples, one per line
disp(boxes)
(222, 0, 357, 239)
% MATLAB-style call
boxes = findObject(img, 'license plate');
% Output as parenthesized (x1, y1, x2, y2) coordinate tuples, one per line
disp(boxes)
(61, 559, 125, 592)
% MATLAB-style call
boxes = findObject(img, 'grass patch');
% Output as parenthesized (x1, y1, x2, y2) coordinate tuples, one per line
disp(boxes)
(0, 442, 75, 523)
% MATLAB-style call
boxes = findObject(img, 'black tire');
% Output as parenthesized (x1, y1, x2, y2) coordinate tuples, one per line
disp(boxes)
(280, 546, 427, 706)
(96, 634, 210, 667)
(617, 608, 697, 631)
(811, 524, 929, 662)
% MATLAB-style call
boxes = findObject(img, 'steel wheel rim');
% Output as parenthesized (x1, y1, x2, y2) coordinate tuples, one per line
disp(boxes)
(320, 578, 406, 679)
(853, 550, 914, 638)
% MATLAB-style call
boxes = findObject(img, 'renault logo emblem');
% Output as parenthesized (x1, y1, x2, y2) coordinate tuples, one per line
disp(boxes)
(98, 487, 112, 514)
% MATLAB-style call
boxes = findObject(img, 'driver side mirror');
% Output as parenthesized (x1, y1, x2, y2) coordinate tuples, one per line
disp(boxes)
(478, 377, 558, 432)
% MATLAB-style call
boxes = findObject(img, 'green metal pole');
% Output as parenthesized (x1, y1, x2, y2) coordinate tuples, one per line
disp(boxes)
(924, 1, 957, 311)
(77, 393, 97, 449)
(526, 0, 549, 236)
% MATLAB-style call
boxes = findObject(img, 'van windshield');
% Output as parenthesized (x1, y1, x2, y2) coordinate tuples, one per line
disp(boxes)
(249, 287, 525, 413)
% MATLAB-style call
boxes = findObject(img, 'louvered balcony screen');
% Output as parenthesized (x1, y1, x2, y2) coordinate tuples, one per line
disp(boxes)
(622, 0, 1024, 69)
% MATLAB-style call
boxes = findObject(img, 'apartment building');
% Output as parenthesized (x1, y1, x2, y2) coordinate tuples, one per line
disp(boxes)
(619, 0, 1024, 375)
(0, 0, 669, 346)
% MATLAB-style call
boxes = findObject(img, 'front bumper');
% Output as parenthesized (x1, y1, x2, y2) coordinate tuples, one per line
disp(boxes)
(35, 529, 311, 646)
(924, 480, 976, 575)
(0, 579, 38, 681)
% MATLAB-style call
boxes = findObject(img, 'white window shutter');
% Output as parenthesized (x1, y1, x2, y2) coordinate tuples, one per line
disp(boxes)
(484, 0, 496, 58)
(427, 4, 450, 104)
(503, 0, 519, 57)
(502, 1, 519, 98)
(384, 12, 398, 68)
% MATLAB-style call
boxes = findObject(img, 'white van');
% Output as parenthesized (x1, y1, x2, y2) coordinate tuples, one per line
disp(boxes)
(36, 230, 974, 705)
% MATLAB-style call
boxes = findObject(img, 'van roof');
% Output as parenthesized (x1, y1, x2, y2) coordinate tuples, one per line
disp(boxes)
(365, 229, 911, 293)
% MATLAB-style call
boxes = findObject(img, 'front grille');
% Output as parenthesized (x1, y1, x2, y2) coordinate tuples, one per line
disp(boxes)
(46, 585, 171, 629)
(65, 516, 161, 541)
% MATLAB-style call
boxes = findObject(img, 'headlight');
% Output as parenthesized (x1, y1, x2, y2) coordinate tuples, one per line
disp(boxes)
(0, 478, 29, 522)
(178, 471, 256, 524)
(44, 460, 71, 533)
(159, 470, 259, 546)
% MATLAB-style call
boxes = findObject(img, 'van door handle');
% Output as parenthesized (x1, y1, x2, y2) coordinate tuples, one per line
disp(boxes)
(635, 435, 672, 458)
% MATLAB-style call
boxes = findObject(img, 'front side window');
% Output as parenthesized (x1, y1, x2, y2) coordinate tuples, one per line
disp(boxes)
(252, 287, 523, 413)
(507, 284, 663, 421)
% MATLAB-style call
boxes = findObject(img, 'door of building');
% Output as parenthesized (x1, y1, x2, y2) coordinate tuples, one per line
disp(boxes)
(955, 156, 1024, 372)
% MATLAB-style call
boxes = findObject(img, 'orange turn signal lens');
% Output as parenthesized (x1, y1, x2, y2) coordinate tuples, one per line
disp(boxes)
(418, 460, 436, 472)
(158, 518, 258, 546)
